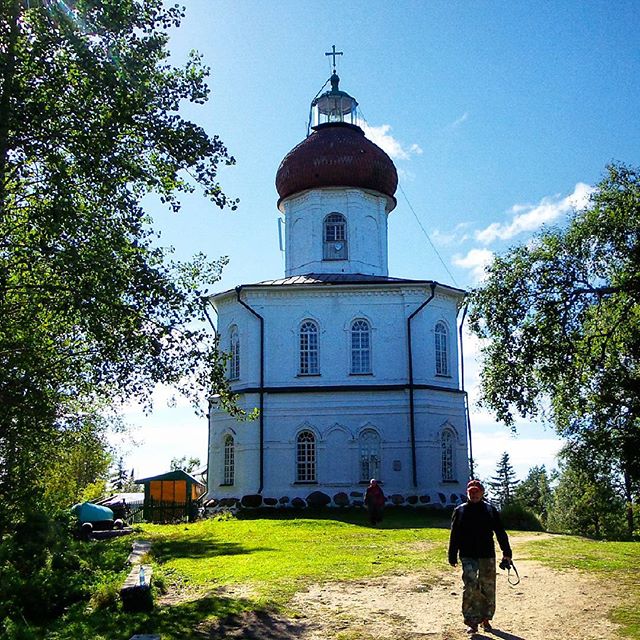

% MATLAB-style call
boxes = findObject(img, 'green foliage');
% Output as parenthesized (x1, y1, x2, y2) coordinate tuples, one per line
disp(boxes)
(41, 408, 116, 510)
(109, 456, 137, 492)
(88, 577, 123, 612)
(170, 456, 201, 473)
(499, 502, 543, 531)
(0, 0, 239, 527)
(547, 455, 627, 540)
(513, 464, 555, 526)
(469, 163, 640, 536)
(487, 451, 519, 509)
(0, 509, 128, 626)
(2, 509, 638, 639)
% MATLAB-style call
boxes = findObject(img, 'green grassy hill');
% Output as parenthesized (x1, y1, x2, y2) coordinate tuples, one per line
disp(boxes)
(12, 509, 640, 640)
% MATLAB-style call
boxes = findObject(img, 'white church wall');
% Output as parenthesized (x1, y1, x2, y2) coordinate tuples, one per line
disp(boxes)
(408, 293, 462, 388)
(207, 385, 468, 501)
(207, 393, 262, 497)
(283, 188, 389, 277)
(218, 285, 463, 389)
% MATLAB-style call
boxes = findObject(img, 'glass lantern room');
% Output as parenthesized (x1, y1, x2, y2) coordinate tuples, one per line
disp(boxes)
(311, 72, 359, 127)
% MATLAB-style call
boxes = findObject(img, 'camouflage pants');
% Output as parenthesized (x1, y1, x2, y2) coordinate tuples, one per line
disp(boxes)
(460, 557, 496, 625)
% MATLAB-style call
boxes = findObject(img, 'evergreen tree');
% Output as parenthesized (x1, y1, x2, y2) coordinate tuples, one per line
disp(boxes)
(513, 465, 554, 526)
(488, 452, 519, 509)
(110, 457, 129, 492)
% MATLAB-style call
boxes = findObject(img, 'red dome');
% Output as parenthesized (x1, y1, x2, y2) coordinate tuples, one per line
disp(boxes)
(276, 122, 398, 209)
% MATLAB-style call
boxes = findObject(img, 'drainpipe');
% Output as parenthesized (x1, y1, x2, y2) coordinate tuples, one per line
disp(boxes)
(235, 286, 265, 494)
(458, 303, 474, 478)
(407, 282, 437, 488)
(201, 297, 219, 497)
(201, 296, 218, 337)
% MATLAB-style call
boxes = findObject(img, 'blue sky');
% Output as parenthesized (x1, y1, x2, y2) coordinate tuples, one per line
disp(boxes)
(118, 1, 640, 483)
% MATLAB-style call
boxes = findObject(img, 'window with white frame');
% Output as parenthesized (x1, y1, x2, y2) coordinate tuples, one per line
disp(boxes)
(296, 430, 316, 482)
(299, 320, 319, 375)
(223, 434, 235, 485)
(435, 321, 449, 376)
(441, 429, 455, 481)
(351, 319, 371, 374)
(323, 213, 348, 260)
(229, 326, 240, 380)
(359, 429, 381, 481)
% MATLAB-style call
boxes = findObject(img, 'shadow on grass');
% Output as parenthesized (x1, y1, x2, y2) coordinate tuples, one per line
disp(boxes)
(46, 592, 297, 640)
(235, 506, 453, 530)
(151, 536, 273, 562)
(201, 607, 312, 639)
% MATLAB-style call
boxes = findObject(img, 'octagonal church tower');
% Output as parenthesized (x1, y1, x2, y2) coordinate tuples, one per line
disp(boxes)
(205, 62, 469, 509)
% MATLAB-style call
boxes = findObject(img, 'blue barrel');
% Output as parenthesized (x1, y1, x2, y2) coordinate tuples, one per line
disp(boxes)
(71, 501, 114, 524)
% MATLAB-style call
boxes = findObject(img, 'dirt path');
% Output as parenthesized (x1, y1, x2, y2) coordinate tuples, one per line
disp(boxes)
(192, 534, 625, 639)
(291, 559, 622, 640)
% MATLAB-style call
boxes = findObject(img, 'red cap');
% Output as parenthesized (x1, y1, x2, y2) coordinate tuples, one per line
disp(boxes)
(467, 479, 484, 492)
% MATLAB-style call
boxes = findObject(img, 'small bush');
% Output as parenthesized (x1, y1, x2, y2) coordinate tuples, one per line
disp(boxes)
(89, 578, 121, 611)
(0, 509, 129, 625)
(500, 503, 544, 531)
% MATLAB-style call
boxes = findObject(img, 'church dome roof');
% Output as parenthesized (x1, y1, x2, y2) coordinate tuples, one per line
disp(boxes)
(275, 122, 398, 210)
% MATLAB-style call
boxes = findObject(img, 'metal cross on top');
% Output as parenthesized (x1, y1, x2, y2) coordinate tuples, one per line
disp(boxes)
(325, 45, 343, 71)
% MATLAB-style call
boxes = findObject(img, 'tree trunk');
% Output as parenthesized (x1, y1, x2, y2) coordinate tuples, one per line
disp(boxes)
(623, 468, 634, 539)
(0, 0, 21, 216)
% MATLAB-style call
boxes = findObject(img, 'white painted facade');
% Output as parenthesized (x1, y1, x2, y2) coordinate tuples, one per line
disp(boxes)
(282, 188, 391, 277)
(205, 92, 470, 507)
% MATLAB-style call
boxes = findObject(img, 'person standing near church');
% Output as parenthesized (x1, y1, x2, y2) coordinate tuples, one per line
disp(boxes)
(364, 478, 385, 525)
(448, 479, 512, 634)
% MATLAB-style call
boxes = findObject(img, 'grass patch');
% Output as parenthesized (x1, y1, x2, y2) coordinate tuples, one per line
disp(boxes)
(143, 508, 451, 606)
(15, 510, 639, 639)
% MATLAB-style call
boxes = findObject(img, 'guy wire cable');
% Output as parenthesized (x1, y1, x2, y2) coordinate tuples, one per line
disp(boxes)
(358, 107, 459, 287)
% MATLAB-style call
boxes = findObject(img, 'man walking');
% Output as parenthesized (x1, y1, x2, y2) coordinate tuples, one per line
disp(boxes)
(448, 479, 512, 634)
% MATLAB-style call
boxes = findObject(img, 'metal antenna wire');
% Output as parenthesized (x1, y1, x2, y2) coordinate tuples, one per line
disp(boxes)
(359, 110, 459, 287)
(398, 183, 459, 287)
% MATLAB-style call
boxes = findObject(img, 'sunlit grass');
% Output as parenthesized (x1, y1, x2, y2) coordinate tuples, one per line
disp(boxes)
(34, 510, 640, 640)
(143, 509, 451, 605)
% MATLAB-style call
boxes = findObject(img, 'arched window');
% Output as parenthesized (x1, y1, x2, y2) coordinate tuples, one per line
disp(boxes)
(299, 320, 319, 375)
(435, 321, 449, 376)
(441, 429, 455, 481)
(229, 326, 240, 381)
(351, 319, 371, 374)
(359, 429, 381, 481)
(296, 430, 316, 482)
(323, 213, 348, 260)
(223, 434, 235, 485)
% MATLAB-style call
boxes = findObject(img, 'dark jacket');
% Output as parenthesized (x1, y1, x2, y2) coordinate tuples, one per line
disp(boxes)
(448, 500, 512, 565)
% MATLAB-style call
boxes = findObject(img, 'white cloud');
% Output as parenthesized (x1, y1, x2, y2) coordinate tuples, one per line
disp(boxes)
(458, 327, 564, 480)
(471, 431, 563, 481)
(475, 182, 594, 244)
(362, 123, 423, 160)
(431, 223, 471, 247)
(449, 111, 469, 129)
(453, 248, 494, 283)
(109, 403, 208, 479)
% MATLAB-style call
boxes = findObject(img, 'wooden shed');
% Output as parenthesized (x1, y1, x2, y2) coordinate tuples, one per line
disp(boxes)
(135, 470, 206, 523)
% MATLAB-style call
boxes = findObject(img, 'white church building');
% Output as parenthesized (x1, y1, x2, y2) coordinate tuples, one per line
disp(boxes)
(205, 64, 470, 509)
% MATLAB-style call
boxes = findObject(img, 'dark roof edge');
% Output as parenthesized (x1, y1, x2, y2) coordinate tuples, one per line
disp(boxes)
(208, 277, 467, 301)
